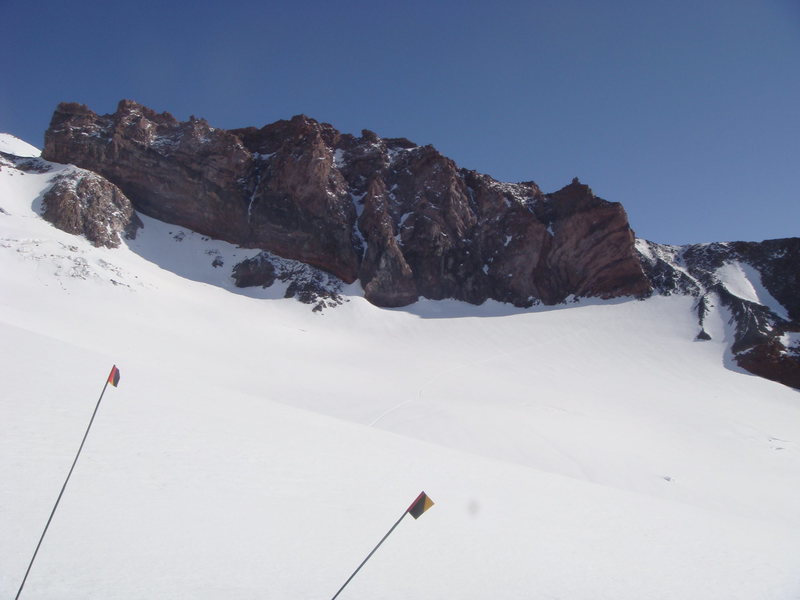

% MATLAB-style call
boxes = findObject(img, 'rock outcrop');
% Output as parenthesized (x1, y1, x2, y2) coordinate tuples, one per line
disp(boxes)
(638, 238, 800, 390)
(41, 168, 141, 248)
(44, 102, 360, 282)
(231, 251, 346, 312)
(40, 99, 799, 389)
(43, 100, 650, 307)
(1, 150, 140, 248)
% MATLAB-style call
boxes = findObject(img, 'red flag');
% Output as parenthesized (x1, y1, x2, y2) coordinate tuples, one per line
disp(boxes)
(107, 365, 121, 387)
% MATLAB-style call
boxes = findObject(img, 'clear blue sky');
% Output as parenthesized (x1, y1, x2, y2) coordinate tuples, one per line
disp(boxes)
(3, 0, 798, 245)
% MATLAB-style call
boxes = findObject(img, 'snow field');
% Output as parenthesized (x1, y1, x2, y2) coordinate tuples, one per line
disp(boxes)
(2, 136, 800, 598)
(2, 324, 798, 600)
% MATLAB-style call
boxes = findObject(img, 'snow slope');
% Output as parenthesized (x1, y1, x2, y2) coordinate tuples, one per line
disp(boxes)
(0, 133, 40, 158)
(2, 136, 800, 599)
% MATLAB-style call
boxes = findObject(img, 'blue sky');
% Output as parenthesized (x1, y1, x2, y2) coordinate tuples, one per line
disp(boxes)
(3, 0, 798, 245)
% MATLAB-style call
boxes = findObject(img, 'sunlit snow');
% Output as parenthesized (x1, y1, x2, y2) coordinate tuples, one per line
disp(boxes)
(0, 134, 41, 158)
(716, 261, 790, 321)
(2, 137, 800, 600)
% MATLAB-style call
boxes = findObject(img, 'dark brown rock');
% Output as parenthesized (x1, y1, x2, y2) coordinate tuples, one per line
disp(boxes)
(232, 251, 346, 311)
(538, 179, 652, 302)
(41, 168, 141, 248)
(42, 99, 652, 306)
(39, 99, 799, 389)
(44, 100, 251, 242)
(240, 116, 359, 282)
(43, 101, 360, 282)
(737, 339, 800, 390)
(349, 145, 649, 307)
(232, 253, 276, 288)
(357, 176, 418, 307)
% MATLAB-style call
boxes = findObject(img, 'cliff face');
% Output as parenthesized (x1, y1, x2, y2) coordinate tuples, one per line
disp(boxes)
(39, 100, 799, 390)
(43, 101, 360, 282)
(43, 100, 650, 307)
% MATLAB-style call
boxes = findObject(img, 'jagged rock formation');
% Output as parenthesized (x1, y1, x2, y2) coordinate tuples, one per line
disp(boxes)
(41, 168, 141, 248)
(0, 150, 140, 248)
(38, 99, 799, 389)
(637, 239, 800, 390)
(43, 100, 650, 308)
(44, 101, 360, 282)
(231, 251, 346, 312)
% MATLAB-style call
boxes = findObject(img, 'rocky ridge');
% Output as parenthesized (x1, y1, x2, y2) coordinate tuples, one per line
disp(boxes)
(32, 100, 800, 389)
(638, 239, 800, 389)
(42, 100, 650, 308)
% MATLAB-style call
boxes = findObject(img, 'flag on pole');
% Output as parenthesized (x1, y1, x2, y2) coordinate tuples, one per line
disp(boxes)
(15, 364, 121, 600)
(330, 491, 437, 600)
(107, 365, 121, 387)
(407, 491, 434, 519)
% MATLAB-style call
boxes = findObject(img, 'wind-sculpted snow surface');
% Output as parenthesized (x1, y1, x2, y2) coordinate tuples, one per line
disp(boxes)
(3, 142, 800, 598)
(43, 100, 651, 307)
